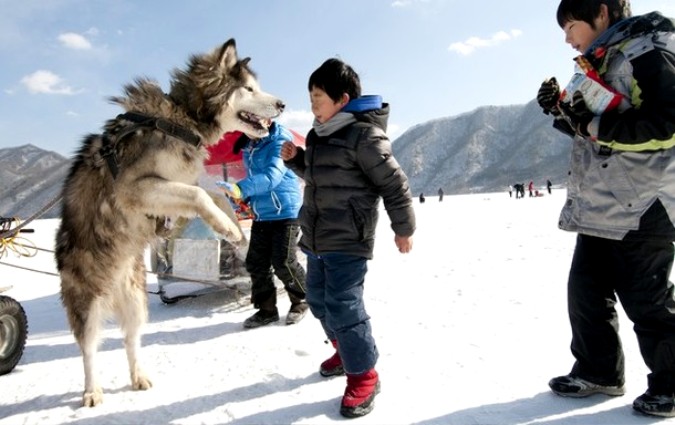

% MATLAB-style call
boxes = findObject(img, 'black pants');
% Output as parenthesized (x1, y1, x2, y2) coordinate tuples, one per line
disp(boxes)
(567, 234, 675, 393)
(246, 219, 306, 307)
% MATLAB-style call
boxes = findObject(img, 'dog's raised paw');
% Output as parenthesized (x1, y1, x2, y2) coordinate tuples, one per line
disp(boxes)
(215, 223, 243, 242)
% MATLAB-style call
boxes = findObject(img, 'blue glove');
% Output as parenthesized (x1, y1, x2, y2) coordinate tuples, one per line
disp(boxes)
(215, 181, 242, 199)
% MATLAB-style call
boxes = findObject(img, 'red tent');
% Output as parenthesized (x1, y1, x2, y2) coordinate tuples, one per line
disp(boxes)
(205, 129, 306, 166)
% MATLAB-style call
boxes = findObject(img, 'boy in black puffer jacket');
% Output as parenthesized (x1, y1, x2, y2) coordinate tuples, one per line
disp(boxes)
(282, 58, 415, 418)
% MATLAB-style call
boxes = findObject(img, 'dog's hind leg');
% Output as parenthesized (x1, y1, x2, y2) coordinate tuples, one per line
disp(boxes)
(123, 324, 152, 392)
(61, 273, 105, 407)
(78, 301, 105, 407)
(116, 261, 152, 392)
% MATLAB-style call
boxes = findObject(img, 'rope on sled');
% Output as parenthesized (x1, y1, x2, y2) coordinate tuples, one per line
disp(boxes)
(0, 260, 59, 277)
(0, 194, 62, 240)
(0, 217, 38, 260)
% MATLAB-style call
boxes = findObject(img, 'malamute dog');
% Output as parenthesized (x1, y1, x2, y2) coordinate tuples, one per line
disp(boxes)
(55, 39, 283, 407)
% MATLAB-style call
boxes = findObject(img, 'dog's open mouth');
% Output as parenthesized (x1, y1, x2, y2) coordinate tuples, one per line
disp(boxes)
(238, 111, 272, 132)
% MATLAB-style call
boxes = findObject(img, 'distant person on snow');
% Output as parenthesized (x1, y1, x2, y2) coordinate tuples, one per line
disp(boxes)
(537, 0, 675, 417)
(514, 183, 525, 199)
(438, 188, 444, 202)
(419, 193, 425, 203)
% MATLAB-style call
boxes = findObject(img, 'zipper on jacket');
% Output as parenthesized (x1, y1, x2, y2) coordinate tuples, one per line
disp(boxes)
(309, 138, 318, 252)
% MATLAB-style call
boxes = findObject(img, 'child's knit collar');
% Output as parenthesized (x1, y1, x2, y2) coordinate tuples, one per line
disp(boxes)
(313, 112, 356, 137)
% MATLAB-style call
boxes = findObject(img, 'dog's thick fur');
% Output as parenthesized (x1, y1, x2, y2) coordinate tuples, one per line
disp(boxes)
(55, 39, 284, 407)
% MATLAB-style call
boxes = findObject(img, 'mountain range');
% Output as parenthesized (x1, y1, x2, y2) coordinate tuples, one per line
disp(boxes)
(0, 144, 69, 220)
(394, 100, 570, 196)
(0, 100, 571, 220)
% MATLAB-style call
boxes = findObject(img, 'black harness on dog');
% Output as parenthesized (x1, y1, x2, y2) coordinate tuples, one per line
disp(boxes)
(96, 111, 202, 179)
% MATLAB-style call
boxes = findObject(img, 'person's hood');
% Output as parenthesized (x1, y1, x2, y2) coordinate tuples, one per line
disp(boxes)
(342, 95, 389, 132)
(341, 95, 383, 113)
(585, 11, 675, 64)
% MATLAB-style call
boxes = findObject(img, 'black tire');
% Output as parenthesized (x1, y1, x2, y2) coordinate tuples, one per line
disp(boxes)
(0, 295, 28, 375)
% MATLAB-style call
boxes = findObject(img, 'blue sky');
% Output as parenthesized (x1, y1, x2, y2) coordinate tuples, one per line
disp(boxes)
(1, 0, 674, 157)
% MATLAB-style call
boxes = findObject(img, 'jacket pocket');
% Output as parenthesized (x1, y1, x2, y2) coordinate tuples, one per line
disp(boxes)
(578, 154, 642, 230)
(596, 155, 640, 210)
(349, 199, 376, 242)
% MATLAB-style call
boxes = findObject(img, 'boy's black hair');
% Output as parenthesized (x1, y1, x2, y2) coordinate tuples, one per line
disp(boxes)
(308, 58, 361, 103)
(556, 0, 631, 28)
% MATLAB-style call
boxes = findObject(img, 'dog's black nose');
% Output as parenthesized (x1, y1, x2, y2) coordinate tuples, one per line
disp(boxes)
(277, 100, 285, 112)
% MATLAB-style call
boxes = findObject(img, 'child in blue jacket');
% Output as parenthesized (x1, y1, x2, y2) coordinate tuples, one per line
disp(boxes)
(218, 121, 307, 328)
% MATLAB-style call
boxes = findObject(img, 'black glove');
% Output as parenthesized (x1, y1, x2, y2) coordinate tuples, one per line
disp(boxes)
(558, 91, 594, 137)
(537, 77, 561, 115)
(232, 132, 250, 154)
(552, 115, 576, 137)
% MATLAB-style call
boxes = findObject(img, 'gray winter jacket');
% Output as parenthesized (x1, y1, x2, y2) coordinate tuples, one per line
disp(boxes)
(558, 12, 675, 240)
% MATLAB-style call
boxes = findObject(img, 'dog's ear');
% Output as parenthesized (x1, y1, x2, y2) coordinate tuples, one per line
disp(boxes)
(218, 39, 238, 70)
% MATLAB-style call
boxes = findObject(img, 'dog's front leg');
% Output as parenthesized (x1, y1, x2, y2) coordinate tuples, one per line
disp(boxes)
(121, 179, 244, 242)
(193, 188, 245, 242)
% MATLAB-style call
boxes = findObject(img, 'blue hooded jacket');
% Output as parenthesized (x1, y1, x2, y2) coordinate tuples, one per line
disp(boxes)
(236, 122, 302, 221)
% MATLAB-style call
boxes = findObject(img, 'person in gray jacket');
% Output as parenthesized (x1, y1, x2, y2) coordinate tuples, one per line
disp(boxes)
(282, 58, 415, 418)
(537, 0, 675, 417)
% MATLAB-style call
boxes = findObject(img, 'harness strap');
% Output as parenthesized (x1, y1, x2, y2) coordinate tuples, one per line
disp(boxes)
(99, 134, 119, 179)
(119, 112, 201, 147)
(97, 111, 203, 179)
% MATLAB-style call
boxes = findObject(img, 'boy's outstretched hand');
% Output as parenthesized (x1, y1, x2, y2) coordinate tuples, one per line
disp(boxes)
(395, 235, 413, 254)
(281, 141, 297, 161)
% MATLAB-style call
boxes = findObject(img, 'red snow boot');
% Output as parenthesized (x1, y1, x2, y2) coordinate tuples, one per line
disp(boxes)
(320, 340, 344, 377)
(340, 369, 381, 418)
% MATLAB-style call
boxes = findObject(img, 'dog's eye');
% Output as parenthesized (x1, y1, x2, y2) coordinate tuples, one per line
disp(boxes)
(244, 86, 254, 93)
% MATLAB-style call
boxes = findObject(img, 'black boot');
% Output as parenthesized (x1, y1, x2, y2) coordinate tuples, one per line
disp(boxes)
(244, 292, 279, 329)
(633, 391, 675, 417)
(286, 293, 308, 325)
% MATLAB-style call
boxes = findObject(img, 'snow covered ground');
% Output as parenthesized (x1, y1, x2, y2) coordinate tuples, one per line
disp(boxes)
(0, 189, 668, 425)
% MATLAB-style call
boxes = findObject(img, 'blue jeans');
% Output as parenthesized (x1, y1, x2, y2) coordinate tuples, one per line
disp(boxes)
(305, 251, 378, 375)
